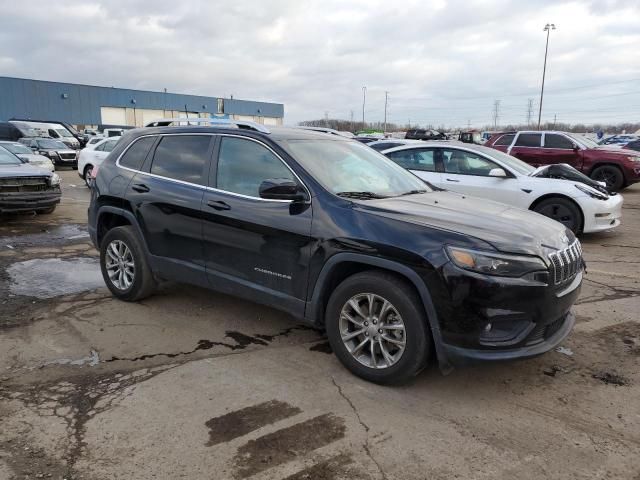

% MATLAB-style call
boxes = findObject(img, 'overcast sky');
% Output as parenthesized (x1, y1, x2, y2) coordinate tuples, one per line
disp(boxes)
(0, 0, 638, 127)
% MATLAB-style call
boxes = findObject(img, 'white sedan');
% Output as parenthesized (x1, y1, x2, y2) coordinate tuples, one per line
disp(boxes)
(382, 142, 623, 234)
(77, 137, 120, 186)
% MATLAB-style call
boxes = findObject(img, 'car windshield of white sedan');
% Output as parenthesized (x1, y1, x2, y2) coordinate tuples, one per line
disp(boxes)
(479, 147, 536, 175)
(281, 139, 431, 198)
(0, 148, 23, 165)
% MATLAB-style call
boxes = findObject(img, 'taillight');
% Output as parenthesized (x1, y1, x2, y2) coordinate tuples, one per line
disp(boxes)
(90, 165, 100, 179)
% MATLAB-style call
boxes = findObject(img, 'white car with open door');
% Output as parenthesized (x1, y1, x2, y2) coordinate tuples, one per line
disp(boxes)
(77, 137, 120, 186)
(382, 142, 623, 234)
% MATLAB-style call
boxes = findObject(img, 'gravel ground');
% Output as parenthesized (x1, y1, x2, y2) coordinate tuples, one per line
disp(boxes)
(0, 169, 638, 480)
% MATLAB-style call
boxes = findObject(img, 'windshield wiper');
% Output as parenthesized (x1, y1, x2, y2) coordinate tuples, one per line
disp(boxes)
(336, 191, 387, 199)
(398, 189, 428, 196)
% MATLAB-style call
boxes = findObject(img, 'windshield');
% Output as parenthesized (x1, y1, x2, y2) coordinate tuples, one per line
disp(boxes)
(470, 145, 536, 175)
(38, 139, 68, 149)
(1, 143, 32, 155)
(55, 128, 73, 138)
(565, 132, 598, 148)
(279, 139, 431, 197)
(0, 147, 23, 165)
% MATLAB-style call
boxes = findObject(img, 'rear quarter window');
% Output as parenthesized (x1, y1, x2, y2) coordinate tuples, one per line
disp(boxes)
(493, 134, 515, 146)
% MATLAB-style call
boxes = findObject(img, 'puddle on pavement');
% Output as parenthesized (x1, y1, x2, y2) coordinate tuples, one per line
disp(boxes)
(7, 257, 104, 299)
(2, 224, 89, 248)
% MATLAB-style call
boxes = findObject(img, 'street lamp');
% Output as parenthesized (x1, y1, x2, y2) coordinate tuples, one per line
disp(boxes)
(537, 23, 556, 129)
(362, 86, 367, 125)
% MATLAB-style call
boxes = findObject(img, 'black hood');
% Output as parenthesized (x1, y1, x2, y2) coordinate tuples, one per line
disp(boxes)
(354, 191, 573, 257)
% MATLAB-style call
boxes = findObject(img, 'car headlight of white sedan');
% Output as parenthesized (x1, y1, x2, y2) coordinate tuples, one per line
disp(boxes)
(575, 183, 608, 200)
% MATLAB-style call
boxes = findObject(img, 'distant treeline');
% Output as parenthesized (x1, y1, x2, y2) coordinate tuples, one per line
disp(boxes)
(299, 118, 639, 134)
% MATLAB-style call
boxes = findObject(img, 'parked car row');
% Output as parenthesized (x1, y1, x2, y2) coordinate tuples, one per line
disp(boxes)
(88, 119, 586, 384)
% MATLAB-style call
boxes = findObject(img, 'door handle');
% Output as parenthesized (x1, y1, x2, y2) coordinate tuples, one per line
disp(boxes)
(445, 178, 460, 182)
(132, 183, 150, 193)
(207, 200, 231, 211)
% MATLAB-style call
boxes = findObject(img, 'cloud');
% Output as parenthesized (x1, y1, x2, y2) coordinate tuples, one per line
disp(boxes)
(0, 0, 638, 127)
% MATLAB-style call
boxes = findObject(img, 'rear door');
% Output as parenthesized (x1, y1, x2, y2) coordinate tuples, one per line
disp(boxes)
(542, 133, 582, 169)
(508, 133, 543, 166)
(385, 148, 442, 187)
(125, 134, 214, 284)
(440, 147, 524, 206)
(202, 135, 313, 316)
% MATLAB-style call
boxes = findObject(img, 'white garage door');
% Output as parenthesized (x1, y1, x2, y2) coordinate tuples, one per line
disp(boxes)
(139, 109, 166, 126)
(100, 107, 126, 125)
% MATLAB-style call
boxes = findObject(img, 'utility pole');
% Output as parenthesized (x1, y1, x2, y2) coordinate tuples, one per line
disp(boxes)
(383, 91, 389, 133)
(324, 111, 329, 127)
(526, 98, 534, 125)
(467, 119, 471, 129)
(553, 113, 557, 128)
(538, 23, 556, 129)
(350, 110, 354, 132)
(492, 100, 500, 129)
(362, 86, 367, 125)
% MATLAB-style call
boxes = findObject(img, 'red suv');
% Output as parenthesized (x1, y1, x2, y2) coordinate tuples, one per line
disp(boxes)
(485, 130, 640, 191)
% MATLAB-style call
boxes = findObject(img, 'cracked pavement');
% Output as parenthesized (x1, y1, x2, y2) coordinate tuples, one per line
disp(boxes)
(1, 170, 639, 479)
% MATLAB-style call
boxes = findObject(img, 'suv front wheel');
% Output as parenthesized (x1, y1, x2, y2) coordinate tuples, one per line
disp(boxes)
(325, 271, 431, 384)
(100, 226, 156, 301)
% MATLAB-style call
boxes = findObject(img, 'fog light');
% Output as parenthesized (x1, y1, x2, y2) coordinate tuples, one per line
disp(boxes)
(484, 323, 492, 333)
(595, 213, 609, 218)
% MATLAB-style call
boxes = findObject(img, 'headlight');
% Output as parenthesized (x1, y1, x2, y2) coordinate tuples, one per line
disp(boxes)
(575, 183, 608, 200)
(627, 156, 640, 162)
(446, 246, 547, 278)
(47, 151, 58, 157)
(49, 173, 61, 186)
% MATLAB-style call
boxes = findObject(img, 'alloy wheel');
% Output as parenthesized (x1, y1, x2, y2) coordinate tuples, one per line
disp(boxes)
(105, 240, 135, 291)
(537, 203, 576, 231)
(338, 293, 406, 369)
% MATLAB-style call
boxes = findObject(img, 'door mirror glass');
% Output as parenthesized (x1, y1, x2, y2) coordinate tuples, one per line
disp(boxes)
(488, 168, 507, 178)
(259, 178, 307, 201)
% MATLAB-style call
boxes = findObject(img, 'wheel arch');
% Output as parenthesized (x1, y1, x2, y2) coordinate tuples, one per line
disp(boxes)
(529, 193, 584, 233)
(305, 253, 451, 372)
(95, 205, 146, 254)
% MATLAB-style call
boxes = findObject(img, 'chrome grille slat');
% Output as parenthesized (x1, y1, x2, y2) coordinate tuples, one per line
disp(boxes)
(548, 240, 583, 285)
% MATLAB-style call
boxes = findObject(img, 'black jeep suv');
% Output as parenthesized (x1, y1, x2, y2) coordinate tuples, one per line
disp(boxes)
(88, 123, 583, 384)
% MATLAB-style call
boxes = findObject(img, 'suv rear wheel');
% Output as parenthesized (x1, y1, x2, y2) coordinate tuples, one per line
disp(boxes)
(325, 271, 431, 384)
(100, 226, 156, 301)
(590, 165, 624, 191)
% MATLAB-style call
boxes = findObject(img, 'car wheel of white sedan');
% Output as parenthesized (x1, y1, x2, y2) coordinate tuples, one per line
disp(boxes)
(533, 197, 582, 234)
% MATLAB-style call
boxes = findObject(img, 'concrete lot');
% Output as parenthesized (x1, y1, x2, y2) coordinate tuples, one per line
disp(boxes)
(1, 169, 639, 480)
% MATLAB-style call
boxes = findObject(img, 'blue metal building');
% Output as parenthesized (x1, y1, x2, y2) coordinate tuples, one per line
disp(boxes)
(0, 76, 284, 128)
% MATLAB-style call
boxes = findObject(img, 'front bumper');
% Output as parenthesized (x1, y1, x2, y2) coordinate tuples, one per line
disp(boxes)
(579, 193, 623, 233)
(0, 190, 61, 213)
(442, 310, 575, 365)
(432, 261, 581, 366)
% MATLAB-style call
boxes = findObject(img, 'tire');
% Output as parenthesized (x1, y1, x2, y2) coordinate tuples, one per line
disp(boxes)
(325, 271, 431, 384)
(533, 197, 583, 234)
(100, 226, 156, 301)
(590, 165, 624, 191)
(36, 206, 56, 215)
(83, 165, 93, 187)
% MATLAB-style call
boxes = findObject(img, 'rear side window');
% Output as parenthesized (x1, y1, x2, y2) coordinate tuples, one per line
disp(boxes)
(150, 135, 211, 185)
(216, 137, 294, 197)
(494, 134, 515, 146)
(119, 137, 156, 170)
(386, 149, 435, 172)
(514, 133, 542, 147)
(370, 142, 401, 152)
(544, 134, 574, 149)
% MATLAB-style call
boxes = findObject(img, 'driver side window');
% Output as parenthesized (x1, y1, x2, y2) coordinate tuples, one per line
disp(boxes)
(442, 149, 501, 176)
(216, 137, 295, 197)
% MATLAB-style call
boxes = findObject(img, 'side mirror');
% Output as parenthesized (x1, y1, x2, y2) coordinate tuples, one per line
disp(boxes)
(488, 168, 507, 178)
(572, 144, 579, 151)
(259, 178, 307, 202)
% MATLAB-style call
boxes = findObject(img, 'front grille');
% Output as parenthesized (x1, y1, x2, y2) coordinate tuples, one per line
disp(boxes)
(59, 153, 76, 160)
(549, 240, 583, 285)
(0, 176, 49, 192)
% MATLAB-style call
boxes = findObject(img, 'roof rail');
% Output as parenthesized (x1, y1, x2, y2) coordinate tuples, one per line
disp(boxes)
(144, 117, 270, 134)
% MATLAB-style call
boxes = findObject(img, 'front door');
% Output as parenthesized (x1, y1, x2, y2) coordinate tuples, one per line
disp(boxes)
(125, 134, 214, 285)
(202, 135, 313, 315)
(541, 133, 583, 169)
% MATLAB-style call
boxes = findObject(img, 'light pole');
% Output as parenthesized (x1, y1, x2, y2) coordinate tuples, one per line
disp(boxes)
(362, 86, 367, 126)
(383, 91, 389, 133)
(537, 23, 556, 129)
